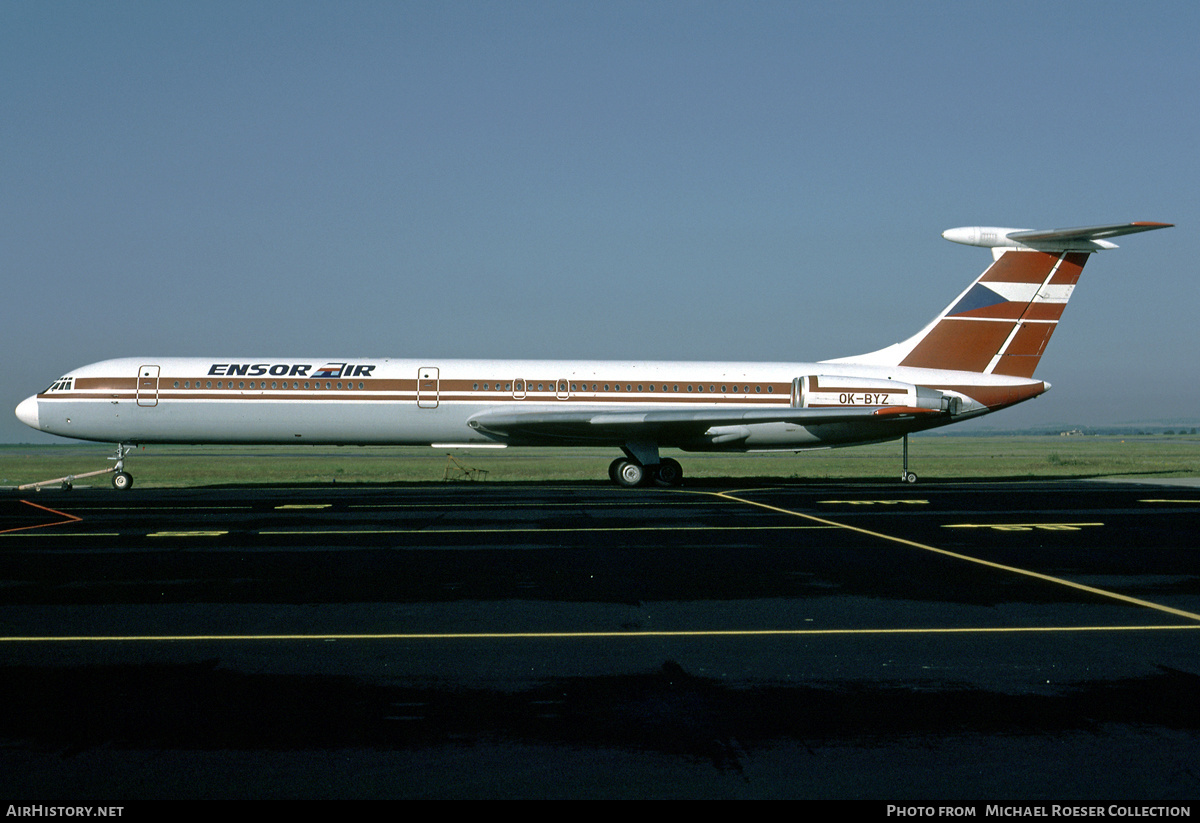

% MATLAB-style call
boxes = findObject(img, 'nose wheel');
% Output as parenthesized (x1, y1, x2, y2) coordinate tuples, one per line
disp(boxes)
(110, 444, 134, 491)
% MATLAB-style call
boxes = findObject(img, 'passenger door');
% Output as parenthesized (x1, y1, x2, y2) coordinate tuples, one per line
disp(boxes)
(136, 365, 160, 407)
(417, 367, 439, 409)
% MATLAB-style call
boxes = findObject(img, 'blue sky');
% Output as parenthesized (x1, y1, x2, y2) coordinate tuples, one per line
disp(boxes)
(3, 1, 1196, 443)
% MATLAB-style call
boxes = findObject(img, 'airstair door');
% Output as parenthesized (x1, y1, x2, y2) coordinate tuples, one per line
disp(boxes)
(417, 367, 440, 409)
(137, 365, 160, 407)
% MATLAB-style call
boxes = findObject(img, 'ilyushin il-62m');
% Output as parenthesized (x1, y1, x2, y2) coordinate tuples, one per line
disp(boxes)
(15, 221, 1171, 489)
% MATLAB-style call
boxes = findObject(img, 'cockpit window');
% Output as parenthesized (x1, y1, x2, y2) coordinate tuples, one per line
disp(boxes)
(43, 378, 74, 393)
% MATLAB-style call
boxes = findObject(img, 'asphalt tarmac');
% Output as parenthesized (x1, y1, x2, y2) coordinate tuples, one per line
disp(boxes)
(1, 479, 1198, 800)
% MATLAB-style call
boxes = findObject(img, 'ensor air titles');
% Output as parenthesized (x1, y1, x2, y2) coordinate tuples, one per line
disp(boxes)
(206, 362, 376, 378)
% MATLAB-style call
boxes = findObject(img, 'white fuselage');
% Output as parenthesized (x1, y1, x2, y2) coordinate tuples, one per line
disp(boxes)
(17, 356, 1044, 452)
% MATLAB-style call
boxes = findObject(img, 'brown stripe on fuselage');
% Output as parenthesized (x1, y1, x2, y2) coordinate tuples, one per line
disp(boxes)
(135, 377, 790, 395)
(45, 383, 1039, 411)
(42, 379, 795, 405)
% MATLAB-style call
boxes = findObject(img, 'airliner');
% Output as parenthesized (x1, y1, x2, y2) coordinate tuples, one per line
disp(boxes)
(15, 221, 1171, 489)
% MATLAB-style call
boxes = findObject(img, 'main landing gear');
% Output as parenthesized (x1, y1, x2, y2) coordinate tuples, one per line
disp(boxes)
(608, 456, 684, 487)
(605, 436, 918, 487)
(608, 441, 683, 488)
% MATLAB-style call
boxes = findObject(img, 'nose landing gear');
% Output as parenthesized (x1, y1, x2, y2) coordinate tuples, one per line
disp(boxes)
(17, 443, 136, 491)
(109, 444, 134, 490)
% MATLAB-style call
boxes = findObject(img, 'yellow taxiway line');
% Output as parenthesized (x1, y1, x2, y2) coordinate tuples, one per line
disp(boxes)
(4, 487, 1197, 643)
(704, 489, 1200, 623)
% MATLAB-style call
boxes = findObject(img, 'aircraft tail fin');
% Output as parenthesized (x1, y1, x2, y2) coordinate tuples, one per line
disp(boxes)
(826, 222, 1171, 377)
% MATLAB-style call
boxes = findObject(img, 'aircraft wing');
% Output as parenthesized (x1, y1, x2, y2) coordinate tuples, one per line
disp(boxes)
(467, 405, 943, 445)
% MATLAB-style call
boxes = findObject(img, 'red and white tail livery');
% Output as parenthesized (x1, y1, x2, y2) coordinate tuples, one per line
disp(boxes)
(833, 222, 1172, 377)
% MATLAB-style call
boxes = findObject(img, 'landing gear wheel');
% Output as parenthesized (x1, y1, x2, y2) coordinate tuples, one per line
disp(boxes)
(112, 471, 133, 491)
(902, 471, 917, 484)
(609, 458, 626, 484)
(654, 457, 683, 487)
(612, 459, 645, 488)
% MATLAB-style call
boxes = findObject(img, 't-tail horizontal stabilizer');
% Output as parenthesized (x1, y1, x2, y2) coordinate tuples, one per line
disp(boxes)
(942, 222, 1173, 253)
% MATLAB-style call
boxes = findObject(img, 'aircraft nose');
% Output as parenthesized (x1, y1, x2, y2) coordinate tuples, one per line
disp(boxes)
(15, 395, 39, 430)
